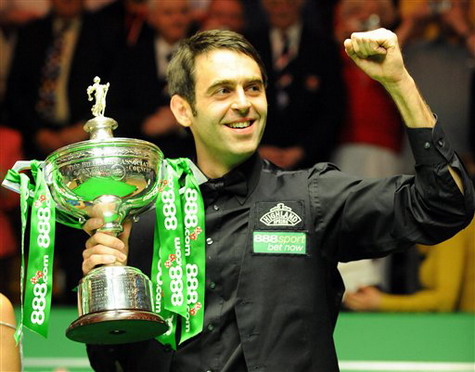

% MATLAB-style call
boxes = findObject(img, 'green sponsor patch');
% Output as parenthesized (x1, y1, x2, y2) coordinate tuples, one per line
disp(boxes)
(253, 231, 306, 255)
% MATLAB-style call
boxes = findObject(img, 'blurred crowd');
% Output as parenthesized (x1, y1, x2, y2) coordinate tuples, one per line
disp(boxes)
(0, 0, 474, 312)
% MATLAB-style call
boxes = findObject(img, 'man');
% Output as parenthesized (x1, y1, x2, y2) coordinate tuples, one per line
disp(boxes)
(5, 0, 107, 159)
(93, 0, 149, 52)
(106, 0, 195, 158)
(0, 0, 44, 107)
(83, 29, 474, 371)
(247, 0, 345, 169)
(396, 0, 475, 177)
(332, 0, 404, 295)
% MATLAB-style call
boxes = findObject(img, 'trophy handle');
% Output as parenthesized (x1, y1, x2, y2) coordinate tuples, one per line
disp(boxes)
(1, 160, 38, 195)
(2, 160, 85, 229)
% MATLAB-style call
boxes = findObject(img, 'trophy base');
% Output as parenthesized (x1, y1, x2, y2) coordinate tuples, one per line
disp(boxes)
(66, 309, 168, 345)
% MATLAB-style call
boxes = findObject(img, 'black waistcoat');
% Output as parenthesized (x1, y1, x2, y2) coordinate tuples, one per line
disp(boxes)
(234, 164, 343, 371)
(87, 161, 345, 372)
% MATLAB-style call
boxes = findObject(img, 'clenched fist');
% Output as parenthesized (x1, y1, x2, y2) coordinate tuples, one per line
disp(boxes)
(344, 28, 408, 86)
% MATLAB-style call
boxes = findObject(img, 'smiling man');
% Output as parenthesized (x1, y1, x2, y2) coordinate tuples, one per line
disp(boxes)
(169, 45, 267, 178)
(83, 29, 474, 371)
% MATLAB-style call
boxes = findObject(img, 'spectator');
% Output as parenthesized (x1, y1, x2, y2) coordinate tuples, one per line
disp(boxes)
(397, 0, 474, 175)
(4, 0, 108, 159)
(247, 0, 345, 169)
(332, 0, 403, 179)
(308, 0, 339, 37)
(92, 0, 149, 60)
(332, 0, 404, 293)
(397, 0, 475, 53)
(0, 1, 45, 108)
(107, 0, 195, 159)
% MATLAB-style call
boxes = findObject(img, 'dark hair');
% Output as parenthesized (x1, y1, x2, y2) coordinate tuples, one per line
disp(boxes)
(167, 29, 268, 114)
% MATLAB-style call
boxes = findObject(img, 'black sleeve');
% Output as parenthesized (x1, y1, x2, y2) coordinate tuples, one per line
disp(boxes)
(309, 121, 475, 262)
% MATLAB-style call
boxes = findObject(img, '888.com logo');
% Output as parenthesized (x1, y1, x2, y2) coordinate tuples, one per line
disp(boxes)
(29, 258, 49, 325)
(30, 199, 52, 326)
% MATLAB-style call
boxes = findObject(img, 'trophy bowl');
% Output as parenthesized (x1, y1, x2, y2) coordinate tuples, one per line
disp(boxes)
(42, 116, 168, 344)
(43, 134, 162, 233)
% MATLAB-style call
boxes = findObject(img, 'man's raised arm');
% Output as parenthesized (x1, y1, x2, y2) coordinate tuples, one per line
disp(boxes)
(344, 28, 464, 193)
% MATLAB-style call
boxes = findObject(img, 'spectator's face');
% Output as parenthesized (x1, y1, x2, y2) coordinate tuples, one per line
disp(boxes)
(262, 0, 304, 30)
(149, 0, 191, 44)
(50, 0, 84, 18)
(179, 50, 267, 174)
(206, 0, 244, 33)
(334, 0, 395, 41)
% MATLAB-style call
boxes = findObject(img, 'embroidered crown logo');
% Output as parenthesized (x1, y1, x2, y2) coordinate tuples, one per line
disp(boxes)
(260, 203, 302, 226)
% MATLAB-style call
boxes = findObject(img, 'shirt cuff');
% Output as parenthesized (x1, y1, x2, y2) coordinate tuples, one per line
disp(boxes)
(406, 120, 455, 166)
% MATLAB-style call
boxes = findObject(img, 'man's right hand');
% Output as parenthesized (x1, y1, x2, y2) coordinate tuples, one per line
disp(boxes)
(82, 218, 131, 275)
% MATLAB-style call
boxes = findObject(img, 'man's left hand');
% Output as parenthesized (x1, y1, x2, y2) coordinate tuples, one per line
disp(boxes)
(344, 28, 407, 86)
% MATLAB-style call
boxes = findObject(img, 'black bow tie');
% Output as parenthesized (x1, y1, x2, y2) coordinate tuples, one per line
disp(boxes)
(201, 171, 248, 205)
(223, 173, 248, 197)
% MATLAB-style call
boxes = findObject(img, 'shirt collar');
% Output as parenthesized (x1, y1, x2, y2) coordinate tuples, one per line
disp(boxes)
(188, 159, 208, 185)
(191, 154, 262, 205)
(155, 36, 178, 78)
(270, 21, 302, 57)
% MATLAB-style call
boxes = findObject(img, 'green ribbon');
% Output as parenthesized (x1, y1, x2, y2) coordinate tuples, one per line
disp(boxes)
(152, 158, 206, 349)
(13, 172, 29, 343)
(6, 161, 56, 340)
(4, 158, 207, 347)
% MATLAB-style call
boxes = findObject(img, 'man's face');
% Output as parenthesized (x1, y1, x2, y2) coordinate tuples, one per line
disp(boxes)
(150, 0, 191, 44)
(262, 0, 303, 30)
(207, 0, 244, 33)
(186, 50, 267, 176)
(335, 0, 395, 40)
(50, 0, 84, 18)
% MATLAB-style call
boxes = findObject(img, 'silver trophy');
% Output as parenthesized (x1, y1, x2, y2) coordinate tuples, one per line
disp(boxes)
(5, 77, 168, 344)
